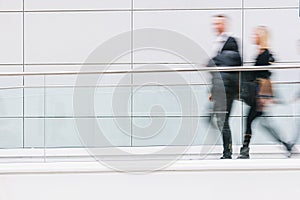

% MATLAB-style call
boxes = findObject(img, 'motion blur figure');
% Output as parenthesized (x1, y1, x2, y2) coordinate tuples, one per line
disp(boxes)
(207, 15, 242, 159)
(238, 26, 294, 159)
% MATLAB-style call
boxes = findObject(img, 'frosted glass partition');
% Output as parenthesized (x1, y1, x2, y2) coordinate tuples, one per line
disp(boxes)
(40, 68, 298, 150)
(0, 66, 297, 162)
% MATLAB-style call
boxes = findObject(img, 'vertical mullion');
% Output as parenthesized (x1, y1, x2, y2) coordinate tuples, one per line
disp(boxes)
(22, 0, 25, 148)
(130, 0, 134, 147)
(240, 0, 245, 145)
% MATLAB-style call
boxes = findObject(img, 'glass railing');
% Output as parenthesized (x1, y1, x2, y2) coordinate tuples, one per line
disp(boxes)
(0, 65, 298, 163)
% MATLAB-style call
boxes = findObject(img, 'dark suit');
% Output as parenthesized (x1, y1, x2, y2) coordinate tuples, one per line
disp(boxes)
(208, 36, 242, 158)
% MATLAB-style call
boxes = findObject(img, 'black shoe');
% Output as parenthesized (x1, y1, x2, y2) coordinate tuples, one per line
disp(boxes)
(237, 146, 250, 159)
(220, 155, 232, 159)
(283, 142, 295, 158)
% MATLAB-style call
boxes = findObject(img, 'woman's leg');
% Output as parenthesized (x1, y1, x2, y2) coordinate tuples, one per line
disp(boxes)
(238, 105, 262, 159)
(243, 106, 262, 148)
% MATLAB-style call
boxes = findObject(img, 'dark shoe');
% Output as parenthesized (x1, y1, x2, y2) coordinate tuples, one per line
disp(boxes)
(237, 146, 250, 159)
(283, 142, 295, 158)
(220, 155, 232, 159)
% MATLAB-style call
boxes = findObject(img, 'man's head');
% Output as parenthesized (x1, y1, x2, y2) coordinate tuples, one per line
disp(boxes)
(213, 15, 227, 35)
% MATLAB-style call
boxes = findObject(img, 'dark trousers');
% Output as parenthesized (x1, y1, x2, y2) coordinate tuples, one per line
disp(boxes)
(241, 81, 262, 147)
(212, 73, 239, 156)
(241, 81, 284, 147)
(215, 97, 235, 156)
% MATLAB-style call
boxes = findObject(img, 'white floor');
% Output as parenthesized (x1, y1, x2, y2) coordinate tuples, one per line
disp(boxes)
(0, 157, 300, 200)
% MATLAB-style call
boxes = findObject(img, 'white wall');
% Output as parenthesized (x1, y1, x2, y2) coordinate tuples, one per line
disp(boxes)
(0, 0, 298, 148)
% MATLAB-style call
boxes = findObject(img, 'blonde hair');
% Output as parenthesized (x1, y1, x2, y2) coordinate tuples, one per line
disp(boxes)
(255, 26, 269, 49)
